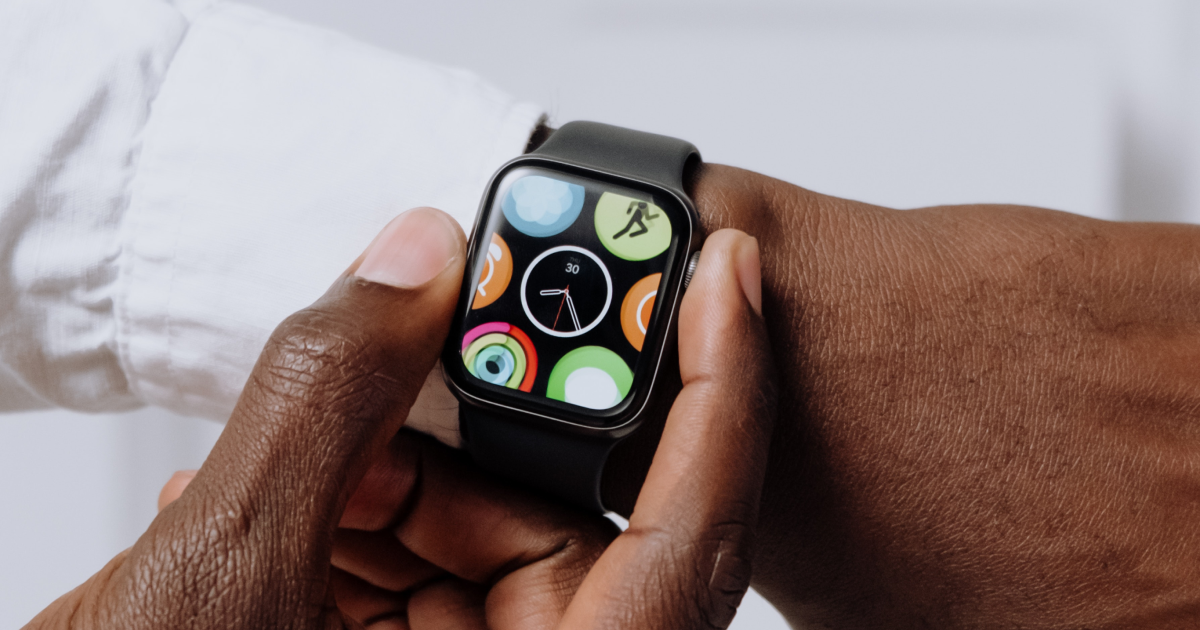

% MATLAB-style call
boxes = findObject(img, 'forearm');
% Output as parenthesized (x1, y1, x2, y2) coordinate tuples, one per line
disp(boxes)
(688, 164, 1200, 628)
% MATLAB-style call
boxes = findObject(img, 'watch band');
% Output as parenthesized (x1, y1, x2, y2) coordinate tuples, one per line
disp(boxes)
(461, 407, 615, 512)
(532, 120, 699, 199)
(461, 121, 700, 513)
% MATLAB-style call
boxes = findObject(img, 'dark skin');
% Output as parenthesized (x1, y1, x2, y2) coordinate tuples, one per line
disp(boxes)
(27, 216, 777, 629)
(30, 154, 1200, 628)
(686, 164, 1200, 628)
(337, 166, 1200, 629)
(536, 119, 1200, 626)
(159, 164, 1200, 629)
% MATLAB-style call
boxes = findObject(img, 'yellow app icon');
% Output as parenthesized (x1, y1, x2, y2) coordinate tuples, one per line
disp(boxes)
(594, 193, 672, 261)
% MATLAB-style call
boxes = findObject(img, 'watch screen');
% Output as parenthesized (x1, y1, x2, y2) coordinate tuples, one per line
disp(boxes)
(458, 166, 684, 415)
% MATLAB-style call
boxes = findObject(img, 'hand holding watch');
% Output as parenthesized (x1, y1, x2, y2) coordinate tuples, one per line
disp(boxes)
(40, 115, 1200, 629)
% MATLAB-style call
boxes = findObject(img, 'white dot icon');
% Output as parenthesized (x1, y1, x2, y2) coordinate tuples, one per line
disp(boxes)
(563, 367, 619, 410)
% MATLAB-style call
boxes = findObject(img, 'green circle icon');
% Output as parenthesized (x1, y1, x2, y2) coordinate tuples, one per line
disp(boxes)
(546, 346, 633, 410)
(594, 192, 672, 261)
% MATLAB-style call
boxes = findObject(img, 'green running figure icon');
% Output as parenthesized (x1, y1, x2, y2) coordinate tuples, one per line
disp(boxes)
(612, 201, 660, 239)
(595, 192, 672, 261)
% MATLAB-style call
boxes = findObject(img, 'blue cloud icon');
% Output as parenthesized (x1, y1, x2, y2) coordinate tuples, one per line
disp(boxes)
(501, 175, 585, 237)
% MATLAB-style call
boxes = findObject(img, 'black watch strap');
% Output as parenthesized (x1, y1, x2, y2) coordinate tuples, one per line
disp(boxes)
(532, 121, 699, 198)
(461, 121, 700, 513)
(461, 408, 614, 512)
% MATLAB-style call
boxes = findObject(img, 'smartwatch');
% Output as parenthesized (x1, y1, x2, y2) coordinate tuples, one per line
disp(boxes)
(442, 121, 702, 512)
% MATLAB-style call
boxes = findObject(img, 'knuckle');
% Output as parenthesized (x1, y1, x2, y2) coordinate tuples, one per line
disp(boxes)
(625, 519, 756, 630)
(698, 520, 756, 629)
(554, 520, 621, 583)
(254, 307, 392, 411)
(111, 505, 258, 627)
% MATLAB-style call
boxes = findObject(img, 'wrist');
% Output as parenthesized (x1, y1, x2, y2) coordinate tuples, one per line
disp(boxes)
(688, 164, 876, 626)
(598, 162, 821, 624)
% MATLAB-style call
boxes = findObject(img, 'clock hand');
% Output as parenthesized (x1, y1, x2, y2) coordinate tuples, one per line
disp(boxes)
(565, 292, 582, 330)
(540, 289, 565, 296)
(552, 285, 569, 330)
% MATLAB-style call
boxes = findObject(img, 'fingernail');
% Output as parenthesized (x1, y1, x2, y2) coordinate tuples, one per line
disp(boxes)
(734, 236, 762, 316)
(158, 470, 199, 513)
(355, 208, 460, 288)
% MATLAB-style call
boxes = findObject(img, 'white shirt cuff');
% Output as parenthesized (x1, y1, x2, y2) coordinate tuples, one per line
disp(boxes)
(116, 2, 542, 444)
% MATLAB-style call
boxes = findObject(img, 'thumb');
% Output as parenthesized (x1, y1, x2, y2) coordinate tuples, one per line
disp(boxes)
(139, 207, 465, 624)
(559, 229, 776, 629)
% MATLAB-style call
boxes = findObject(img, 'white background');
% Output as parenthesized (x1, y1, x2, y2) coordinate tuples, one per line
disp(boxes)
(5, 0, 1200, 627)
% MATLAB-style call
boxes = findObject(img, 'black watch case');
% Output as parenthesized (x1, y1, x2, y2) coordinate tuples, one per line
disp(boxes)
(442, 154, 701, 440)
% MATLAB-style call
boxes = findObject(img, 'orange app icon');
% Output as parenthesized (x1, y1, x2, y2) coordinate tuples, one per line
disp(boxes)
(620, 273, 661, 351)
(472, 233, 513, 310)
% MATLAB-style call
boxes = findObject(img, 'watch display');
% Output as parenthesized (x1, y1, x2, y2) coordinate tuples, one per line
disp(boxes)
(456, 165, 683, 415)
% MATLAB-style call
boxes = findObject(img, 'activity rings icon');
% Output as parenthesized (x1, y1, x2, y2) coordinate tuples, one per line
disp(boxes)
(462, 322, 538, 392)
(472, 233, 512, 310)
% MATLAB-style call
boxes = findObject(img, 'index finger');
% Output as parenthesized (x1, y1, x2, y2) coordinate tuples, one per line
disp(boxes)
(558, 229, 777, 629)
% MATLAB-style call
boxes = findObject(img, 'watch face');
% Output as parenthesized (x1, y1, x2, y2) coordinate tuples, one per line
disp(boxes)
(451, 164, 689, 423)
(520, 246, 612, 338)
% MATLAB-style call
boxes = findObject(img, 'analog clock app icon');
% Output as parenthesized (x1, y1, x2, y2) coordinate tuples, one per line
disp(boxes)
(547, 346, 634, 410)
(520, 245, 612, 338)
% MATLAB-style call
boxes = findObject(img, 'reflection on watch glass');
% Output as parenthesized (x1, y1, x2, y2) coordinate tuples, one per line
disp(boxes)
(460, 167, 680, 413)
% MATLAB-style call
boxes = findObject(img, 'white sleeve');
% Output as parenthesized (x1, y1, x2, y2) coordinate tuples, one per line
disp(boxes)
(0, 0, 544, 445)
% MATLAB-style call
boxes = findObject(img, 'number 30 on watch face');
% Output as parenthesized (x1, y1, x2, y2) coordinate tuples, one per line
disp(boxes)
(457, 168, 678, 415)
